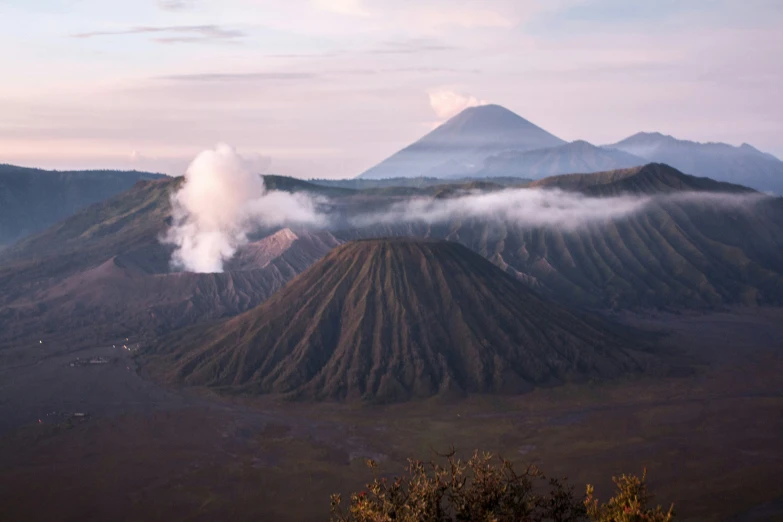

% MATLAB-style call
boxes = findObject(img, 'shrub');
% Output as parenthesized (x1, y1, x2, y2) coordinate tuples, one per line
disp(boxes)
(585, 469, 674, 522)
(330, 450, 674, 522)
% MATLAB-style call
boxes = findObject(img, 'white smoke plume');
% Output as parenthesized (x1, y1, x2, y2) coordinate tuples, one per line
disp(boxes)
(164, 144, 325, 273)
(428, 89, 487, 120)
(163, 147, 771, 273)
(350, 188, 654, 229)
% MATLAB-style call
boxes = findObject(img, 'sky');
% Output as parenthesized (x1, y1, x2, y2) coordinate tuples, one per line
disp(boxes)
(0, 0, 781, 178)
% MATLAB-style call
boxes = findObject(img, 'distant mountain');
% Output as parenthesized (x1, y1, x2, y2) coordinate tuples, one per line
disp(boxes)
(606, 132, 783, 194)
(3, 165, 782, 350)
(262, 174, 356, 197)
(529, 163, 754, 195)
(0, 164, 167, 246)
(358, 105, 565, 179)
(476, 140, 646, 179)
(144, 239, 651, 402)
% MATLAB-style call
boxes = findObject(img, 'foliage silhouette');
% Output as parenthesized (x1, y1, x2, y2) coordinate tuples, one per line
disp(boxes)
(331, 450, 674, 522)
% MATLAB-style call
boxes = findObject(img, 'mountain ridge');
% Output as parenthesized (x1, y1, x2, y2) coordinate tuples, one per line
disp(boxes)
(606, 132, 783, 193)
(0, 227, 340, 348)
(1, 164, 781, 350)
(0, 164, 167, 246)
(529, 163, 756, 195)
(143, 238, 653, 402)
(475, 140, 646, 179)
(358, 105, 565, 179)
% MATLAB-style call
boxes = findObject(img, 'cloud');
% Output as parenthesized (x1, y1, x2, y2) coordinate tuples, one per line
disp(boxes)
(312, 0, 369, 17)
(156, 72, 317, 82)
(351, 188, 652, 229)
(72, 25, 244, 44)
(390, 66, 481, 74)
(153, 69, 388, 83)
(161, 145, 773, 273)
(370, 38, 456, 55)
(157, 0, 196, 11)
(410, 6, 516, 30)
(666, 191, 770, 207)
(349, 188, 771, 230)
(163, 144, 325, 273)
(428, 89, 487, 119)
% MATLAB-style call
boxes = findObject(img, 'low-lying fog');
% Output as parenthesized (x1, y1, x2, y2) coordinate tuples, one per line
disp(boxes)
(164, 144, 771, 273)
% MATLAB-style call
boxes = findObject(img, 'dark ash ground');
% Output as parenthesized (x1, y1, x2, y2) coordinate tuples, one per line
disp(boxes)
(1, 309, 781, 522)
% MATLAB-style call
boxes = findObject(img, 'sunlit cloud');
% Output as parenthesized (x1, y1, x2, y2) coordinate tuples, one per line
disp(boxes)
(1, 0, 781, 177)
(410, 6, 516, 30)
(312, 0, 370, 17)
(157, 0, 197, 11)
(428, 89, 487, 119)
(71, 25, 244, 44)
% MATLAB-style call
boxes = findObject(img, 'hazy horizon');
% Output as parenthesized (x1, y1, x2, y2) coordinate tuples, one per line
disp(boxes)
(1, 0, 781, 178)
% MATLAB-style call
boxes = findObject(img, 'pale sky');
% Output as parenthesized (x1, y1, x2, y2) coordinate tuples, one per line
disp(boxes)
(0, 0, 781, 178)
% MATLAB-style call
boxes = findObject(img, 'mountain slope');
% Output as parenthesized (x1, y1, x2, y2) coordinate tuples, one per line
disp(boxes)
(145, 239, 650, 402)
(529, 163, 755, 195)
(0, 174, 342, 347)
(606, 132, 783, 194)
(0, 228, 340, 348)
(0, 164, 166, 246)
(476, 140, 646, 179)
(0, 173, 345, 278)
(2, 163, 782, 350)
(0, 177, 180, 294)
(358, 105, 565, 179)
(343, 165, 783, 309)
(262, 175, 356, 197)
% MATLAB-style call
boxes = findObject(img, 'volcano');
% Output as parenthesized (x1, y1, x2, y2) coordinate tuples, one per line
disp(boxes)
(146, 239, 651, 402)
(358, 105, 565, 179)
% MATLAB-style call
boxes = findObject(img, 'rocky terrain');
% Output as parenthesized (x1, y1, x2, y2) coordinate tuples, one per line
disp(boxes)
(144, 239, 653, 402)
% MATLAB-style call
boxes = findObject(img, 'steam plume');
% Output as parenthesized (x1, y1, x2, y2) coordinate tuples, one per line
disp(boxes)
(350, 188, 653, 228)
(428, 89, 487, 119)
(164, 144, 325, 273)
(163, 147, 770, 273)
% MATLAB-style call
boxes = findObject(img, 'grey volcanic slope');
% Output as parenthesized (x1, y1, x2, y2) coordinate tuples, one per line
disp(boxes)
(0, 174, 347, 284)
(145, 239, 651, 402)
(529, 163, 755, 195)
(606, 132, 783, 194)
(358, 105, 565, 179)
(3, 163, 782, 351)
(342, 165, 783, 310)
(0, 177, 180, 299)
(0, 229, 340, 349)
(0, 164, 166, 246)
(476, 140, 646, 179)
(0, 176, 341, 348)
